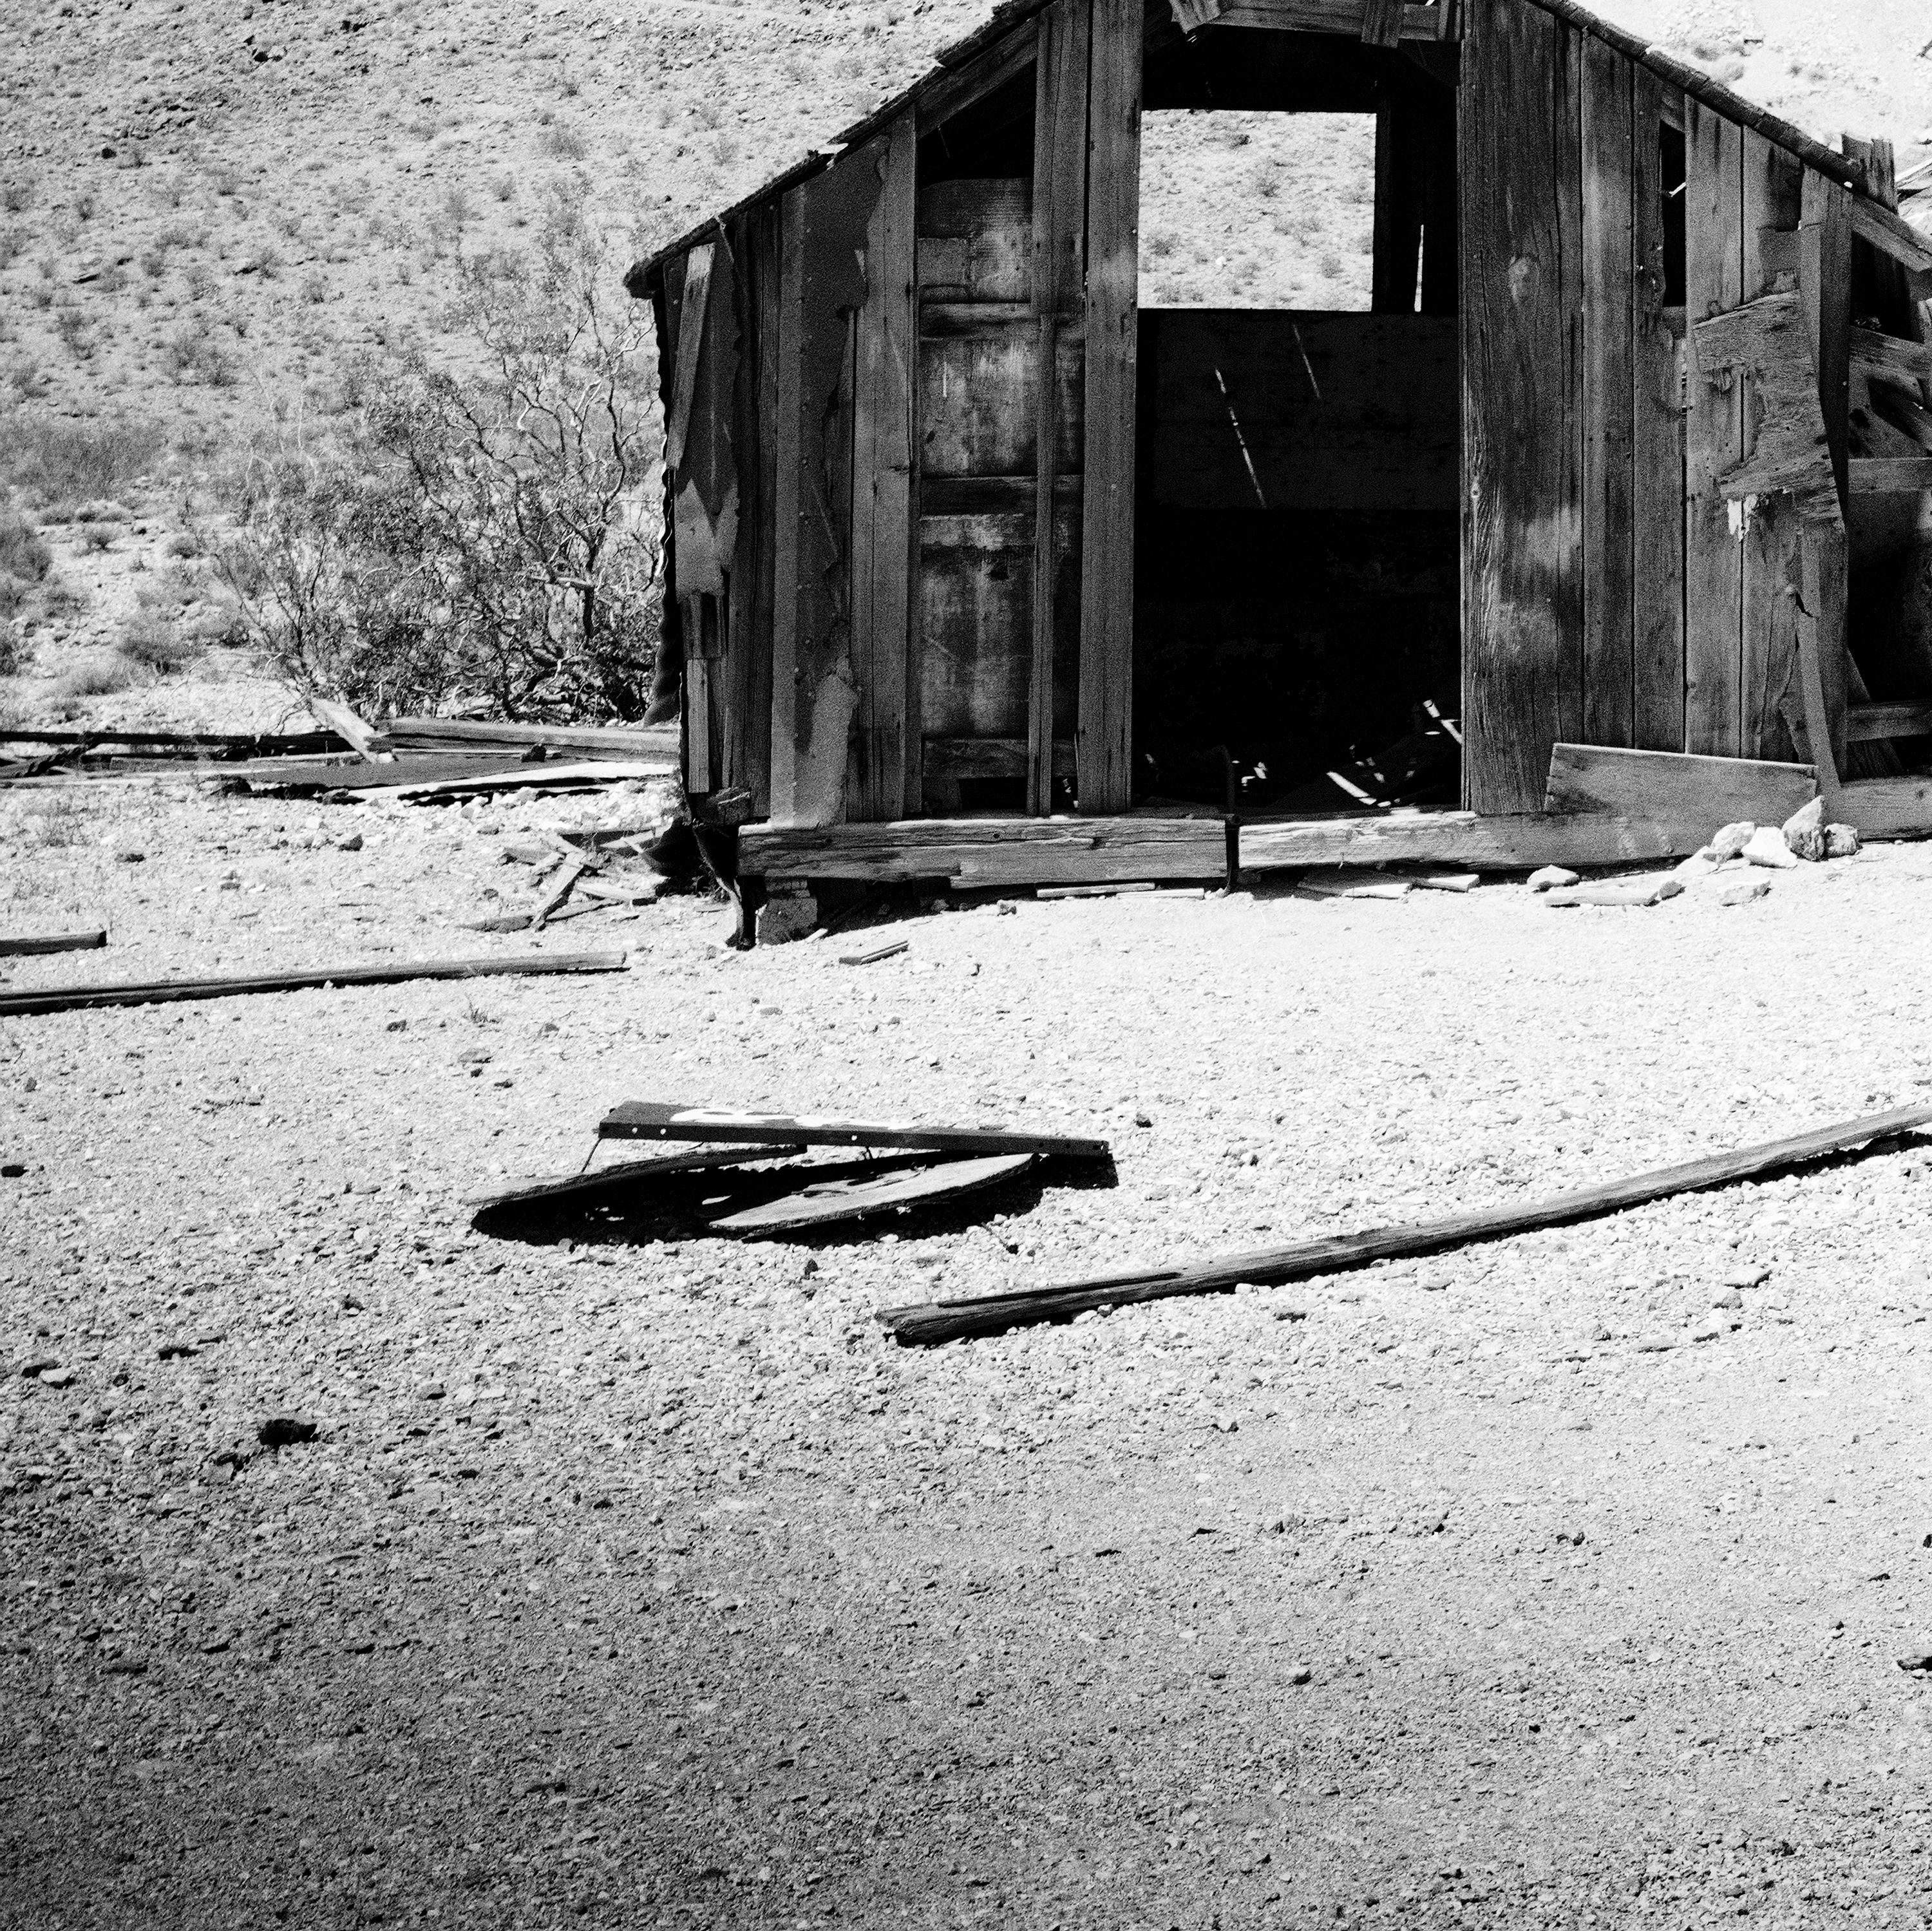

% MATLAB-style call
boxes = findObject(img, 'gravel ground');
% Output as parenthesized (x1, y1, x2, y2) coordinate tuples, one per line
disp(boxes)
(6, 782, 1932, 1928)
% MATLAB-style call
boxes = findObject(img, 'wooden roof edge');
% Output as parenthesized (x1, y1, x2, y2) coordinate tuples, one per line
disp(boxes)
(625, 0, 1056, 294)
(1523, 0, 1866, 193)
(625, 0, 1876, 296)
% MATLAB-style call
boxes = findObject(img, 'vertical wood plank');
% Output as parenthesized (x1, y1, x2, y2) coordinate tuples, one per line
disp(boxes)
(1800, 166, 1852, 769)
(1683, 99, 1743, 758)
(1630, 67, 1684, 751)
(1459, 0, 1583, 815)
(1361, 0, 1405, 47)
(768, 189, 805, 820)
(729, 203, 780, 818)
(1739, 131, 1806, 761)
(769, 155, 880, 829)
(1801, 168, 1852, 507)
(850, 114, 918, 823)
(1077, 0, 1141, 816)
(1371, 99, 1425, 315)
(1029, 0, 1089, 816)
(1580, 34, 1634, 748)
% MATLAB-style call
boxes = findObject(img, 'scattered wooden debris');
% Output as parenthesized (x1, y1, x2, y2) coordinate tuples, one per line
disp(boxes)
(384, 717, 680, 763)
(710, 1153, 1036, 1234)
(222, 753, 529, 794)
(0, 727, 348, 759)
(599, 1100, 1110, 1160)
(878, 1099, 1932, 1345)
(467, 1145, 805, 1214)
(363, 760, 672, 802)
(838, 938, 909, 966)
(0, 930, 106, 957)
(532, 854, 591, 932)
(1296, 874, 1410, 901)
(0, 952, 629, 1019)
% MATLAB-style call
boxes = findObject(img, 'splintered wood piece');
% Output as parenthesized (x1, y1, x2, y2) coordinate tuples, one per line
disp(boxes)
(881, 1101, 1932, 1344)
(0, 952, 629, 1018)
(1295, 874, 1410, 900)
(1405, 872, 1479, 893)
(1036, 881, 1157, 900)
(466, 1145, 806, 1212)
(1542, 877, 1685, 909)
(708, 1153, 1036, 1234)
(0, 930, 106, 956)
(838, 939, 909, 965)
(598, 1101, 1110, 1159)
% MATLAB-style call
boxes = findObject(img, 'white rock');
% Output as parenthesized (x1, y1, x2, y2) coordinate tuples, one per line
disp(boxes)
(1673, 853, 1720, 881)
(1824, 823, 1861, 860)
(1712, 874, 1770, 907)
(1742, 826, 1800, 870)
(1527, 866, 1579, 892)
(1782, 796, 1826, 861)
(1709, 822, 1756, 860)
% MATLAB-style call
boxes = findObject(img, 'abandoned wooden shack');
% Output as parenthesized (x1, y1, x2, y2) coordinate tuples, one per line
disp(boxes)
(627, 0, 1932, 909)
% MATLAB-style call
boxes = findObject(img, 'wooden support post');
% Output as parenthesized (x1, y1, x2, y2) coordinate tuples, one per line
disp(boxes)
(1371, 97, 1425, 315)
(1459, 0, 1583, 814)
(1361, 0, 1405, 48)
(1029, 0, 1090, 816)
(1076, 0, 1141, 817)
(1683, 99, 1744, 758)
(1580, 33, 1634, 747)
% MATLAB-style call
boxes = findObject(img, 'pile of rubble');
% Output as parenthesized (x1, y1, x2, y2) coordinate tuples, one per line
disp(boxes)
(1530, 798, 1857, 909)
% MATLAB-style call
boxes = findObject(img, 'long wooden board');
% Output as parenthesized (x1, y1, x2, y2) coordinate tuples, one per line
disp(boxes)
(385, 717, 680, 761)
(1543, 742, 1815, 824)
(598, 1101, 1110, 1159)
(0, 952, 629, 1019)
(709, 1153, 1036, 1234)
(881, 1101, 1932, 1344)
(466, 1145, 806, 1214)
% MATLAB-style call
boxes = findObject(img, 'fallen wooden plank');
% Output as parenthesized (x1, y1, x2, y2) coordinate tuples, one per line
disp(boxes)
(1830, 776, 1932, 840)
(532, 854, 589, 932)
(1850, 457, 1932, 494)
(225, 753, 527, 791)
(1037, 881, 1159, 900)
(1544, 744, 1816, 826)
(0, 728, 347, 755)
(838, 939, 909, 965)
(880, 1100, 1932, 1344)
(0, 930, 106, 957)
(1543, 876, 1685, 908)
(1850, 195, 1932, 275)
(384, 717, 681, 762)
(709, 1153, 1036, 1234)
(306, 697, 390, 759)
(466, 1145, 804, 1213)
(0, 952, 629, 1019)
(1852, 325, 1932, 387)
(1295, 874, 1410, 901)
(600, 1101, 1110, 1159)
(372, 760, 674, 800)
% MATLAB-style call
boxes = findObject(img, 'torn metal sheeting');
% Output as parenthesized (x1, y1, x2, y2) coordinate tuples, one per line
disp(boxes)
(467, 1144, 807, 1213)
(708, 1153, 1036, 1234)
(598, 1101, 1110, 1160)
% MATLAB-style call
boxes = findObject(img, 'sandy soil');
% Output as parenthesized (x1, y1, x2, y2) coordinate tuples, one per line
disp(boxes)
(7, 782, 1932, 1925)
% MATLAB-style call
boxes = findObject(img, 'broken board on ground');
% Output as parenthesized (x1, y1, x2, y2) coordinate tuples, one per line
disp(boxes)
(598, 1102, 1110, 1160)
(466, 1144, 806, 1215)
(707, 1153, 1036, 1234)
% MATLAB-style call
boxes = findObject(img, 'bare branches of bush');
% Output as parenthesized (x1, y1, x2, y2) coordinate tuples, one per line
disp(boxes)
(214, 188, 662, 723)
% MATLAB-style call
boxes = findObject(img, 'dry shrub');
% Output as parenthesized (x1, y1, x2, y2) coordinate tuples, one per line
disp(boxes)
(118, 610, 203, 672)
(0, 513, 51, 583)
(214, 189, 661, 722)
(0, 411, 162, 515)
(50, 654, 131, 702)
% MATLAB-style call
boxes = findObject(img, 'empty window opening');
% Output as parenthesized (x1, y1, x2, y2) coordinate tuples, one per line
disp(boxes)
(1139, 111, 1377, 311)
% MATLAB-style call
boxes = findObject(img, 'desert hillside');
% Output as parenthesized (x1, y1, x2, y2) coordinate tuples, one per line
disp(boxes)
(0, 0, 1925, 731)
